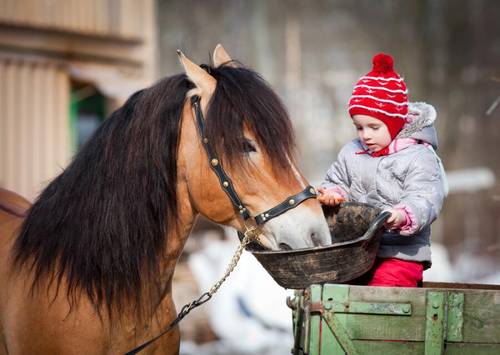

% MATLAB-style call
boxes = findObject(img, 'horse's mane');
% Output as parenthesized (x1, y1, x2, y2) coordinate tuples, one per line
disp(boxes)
(204, 63, 296, 171)
(13, 63, 296, 317)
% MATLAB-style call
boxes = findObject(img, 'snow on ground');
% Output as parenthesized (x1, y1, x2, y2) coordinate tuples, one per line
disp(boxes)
(424, 242, 500, 284)
(184, 230, 294, 355)
(423, 243, 454, 282)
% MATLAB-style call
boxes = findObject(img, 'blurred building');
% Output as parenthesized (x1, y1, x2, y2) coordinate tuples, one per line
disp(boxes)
(0, 0, 157, 200)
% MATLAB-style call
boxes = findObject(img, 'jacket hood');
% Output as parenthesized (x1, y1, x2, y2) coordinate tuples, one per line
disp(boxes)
(398, 102, 438, 149)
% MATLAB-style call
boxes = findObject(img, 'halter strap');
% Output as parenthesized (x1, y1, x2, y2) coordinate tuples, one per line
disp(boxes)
(191, 96, 251, 220)
(254, 186, 317, 225)
(191, 95, 317, 225)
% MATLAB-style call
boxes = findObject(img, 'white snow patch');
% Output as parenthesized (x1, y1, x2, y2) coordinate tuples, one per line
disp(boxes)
(185, 230, 294, 355)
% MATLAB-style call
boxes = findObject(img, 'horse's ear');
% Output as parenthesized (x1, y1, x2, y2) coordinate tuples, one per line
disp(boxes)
(177, 50, 216, 98)
(213, 44, 236, 68)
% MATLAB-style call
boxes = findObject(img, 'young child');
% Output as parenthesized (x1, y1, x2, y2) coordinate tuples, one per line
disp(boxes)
(318, 53, 447, 287)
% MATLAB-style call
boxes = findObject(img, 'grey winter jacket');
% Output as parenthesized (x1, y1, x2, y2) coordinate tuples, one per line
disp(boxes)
(321, 102, 447, 267)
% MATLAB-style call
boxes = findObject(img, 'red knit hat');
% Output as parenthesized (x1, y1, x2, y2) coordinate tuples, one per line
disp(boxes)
(348, 53, 408, 139)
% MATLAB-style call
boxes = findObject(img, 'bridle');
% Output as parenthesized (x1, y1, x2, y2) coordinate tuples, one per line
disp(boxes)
(124, 94, 317, 355)
(191, 95, 317, 227)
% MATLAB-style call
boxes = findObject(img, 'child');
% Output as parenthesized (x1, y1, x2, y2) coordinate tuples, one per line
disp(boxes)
(318, 53, 447, 287)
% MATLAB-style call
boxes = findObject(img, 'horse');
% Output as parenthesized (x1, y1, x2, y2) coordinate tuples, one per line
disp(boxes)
(0, 44, 331, 354)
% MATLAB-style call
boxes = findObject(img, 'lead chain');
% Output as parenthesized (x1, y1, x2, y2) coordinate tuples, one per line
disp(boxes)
(208, 224, 259, 296)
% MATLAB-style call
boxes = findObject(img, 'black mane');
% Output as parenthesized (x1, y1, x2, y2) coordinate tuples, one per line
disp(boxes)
(204, 63, 296, 171)
(13, 63, 296, 317)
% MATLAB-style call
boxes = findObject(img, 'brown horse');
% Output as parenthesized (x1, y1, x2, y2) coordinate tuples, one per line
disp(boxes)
(0, 45, 330, 354)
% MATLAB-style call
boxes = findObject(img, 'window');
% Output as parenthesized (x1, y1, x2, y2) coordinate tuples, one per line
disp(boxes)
(70, 82, 106, 152)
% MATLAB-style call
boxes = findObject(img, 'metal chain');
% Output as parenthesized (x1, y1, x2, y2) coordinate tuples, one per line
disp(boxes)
(209, 223, 259, 296)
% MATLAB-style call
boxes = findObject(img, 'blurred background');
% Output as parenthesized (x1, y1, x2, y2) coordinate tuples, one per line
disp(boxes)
(0, 0, 499, 354)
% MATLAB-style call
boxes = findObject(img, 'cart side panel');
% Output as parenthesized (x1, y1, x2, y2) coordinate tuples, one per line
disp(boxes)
(328, 284, 427, 341)
(461, 289, 500, 343)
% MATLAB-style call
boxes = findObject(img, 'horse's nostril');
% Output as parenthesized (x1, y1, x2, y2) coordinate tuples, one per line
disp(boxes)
(279, 243, 292, 250)
(311, 232, 320, 246)
(311, 231, 328, 246)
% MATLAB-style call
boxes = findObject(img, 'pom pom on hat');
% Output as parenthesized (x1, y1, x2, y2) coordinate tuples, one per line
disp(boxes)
(348, 53, 409, 139)
(372, 53, 394, 73)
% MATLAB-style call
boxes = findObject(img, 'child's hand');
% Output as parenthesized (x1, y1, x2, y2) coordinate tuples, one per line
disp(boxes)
(384, 209, 407, 230)
(317, 187, 345, 206)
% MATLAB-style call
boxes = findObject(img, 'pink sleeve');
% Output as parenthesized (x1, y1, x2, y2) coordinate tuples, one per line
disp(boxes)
(395, 206, 418, 236)
(327, 186, 348, 200)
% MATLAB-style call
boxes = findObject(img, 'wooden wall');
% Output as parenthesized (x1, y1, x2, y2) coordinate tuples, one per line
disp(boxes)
(0, 58, 70, 199)
(0, 0, 145, 40)
(0, 0, 157, 200)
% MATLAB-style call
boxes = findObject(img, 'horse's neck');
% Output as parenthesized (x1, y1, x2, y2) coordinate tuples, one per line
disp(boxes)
(158, 181, 196, 290)
(123, 209, 195, 322)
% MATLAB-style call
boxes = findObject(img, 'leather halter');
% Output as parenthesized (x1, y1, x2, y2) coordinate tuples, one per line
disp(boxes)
(191, 95, 317, 226)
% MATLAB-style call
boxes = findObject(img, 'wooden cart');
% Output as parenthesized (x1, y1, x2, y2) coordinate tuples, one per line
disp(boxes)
(289, 282, 500, 355)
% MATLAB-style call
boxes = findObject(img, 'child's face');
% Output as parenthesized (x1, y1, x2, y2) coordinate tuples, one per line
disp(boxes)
(352, 115, 392, 152)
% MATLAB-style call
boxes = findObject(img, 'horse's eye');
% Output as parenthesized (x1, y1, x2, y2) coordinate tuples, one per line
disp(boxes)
(242, 140, 256, 153)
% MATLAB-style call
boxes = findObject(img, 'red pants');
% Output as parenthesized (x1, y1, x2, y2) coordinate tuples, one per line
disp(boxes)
(353, 258, 423, 287)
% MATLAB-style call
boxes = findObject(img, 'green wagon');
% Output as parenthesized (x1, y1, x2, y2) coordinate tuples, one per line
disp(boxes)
(288, 282, 500, 355)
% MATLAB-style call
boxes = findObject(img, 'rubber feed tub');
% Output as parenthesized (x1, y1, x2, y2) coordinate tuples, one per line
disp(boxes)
(246, 202, 390, 289)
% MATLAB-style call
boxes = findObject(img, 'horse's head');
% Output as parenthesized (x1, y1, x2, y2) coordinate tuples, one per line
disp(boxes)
(177, 45, 330, 250)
